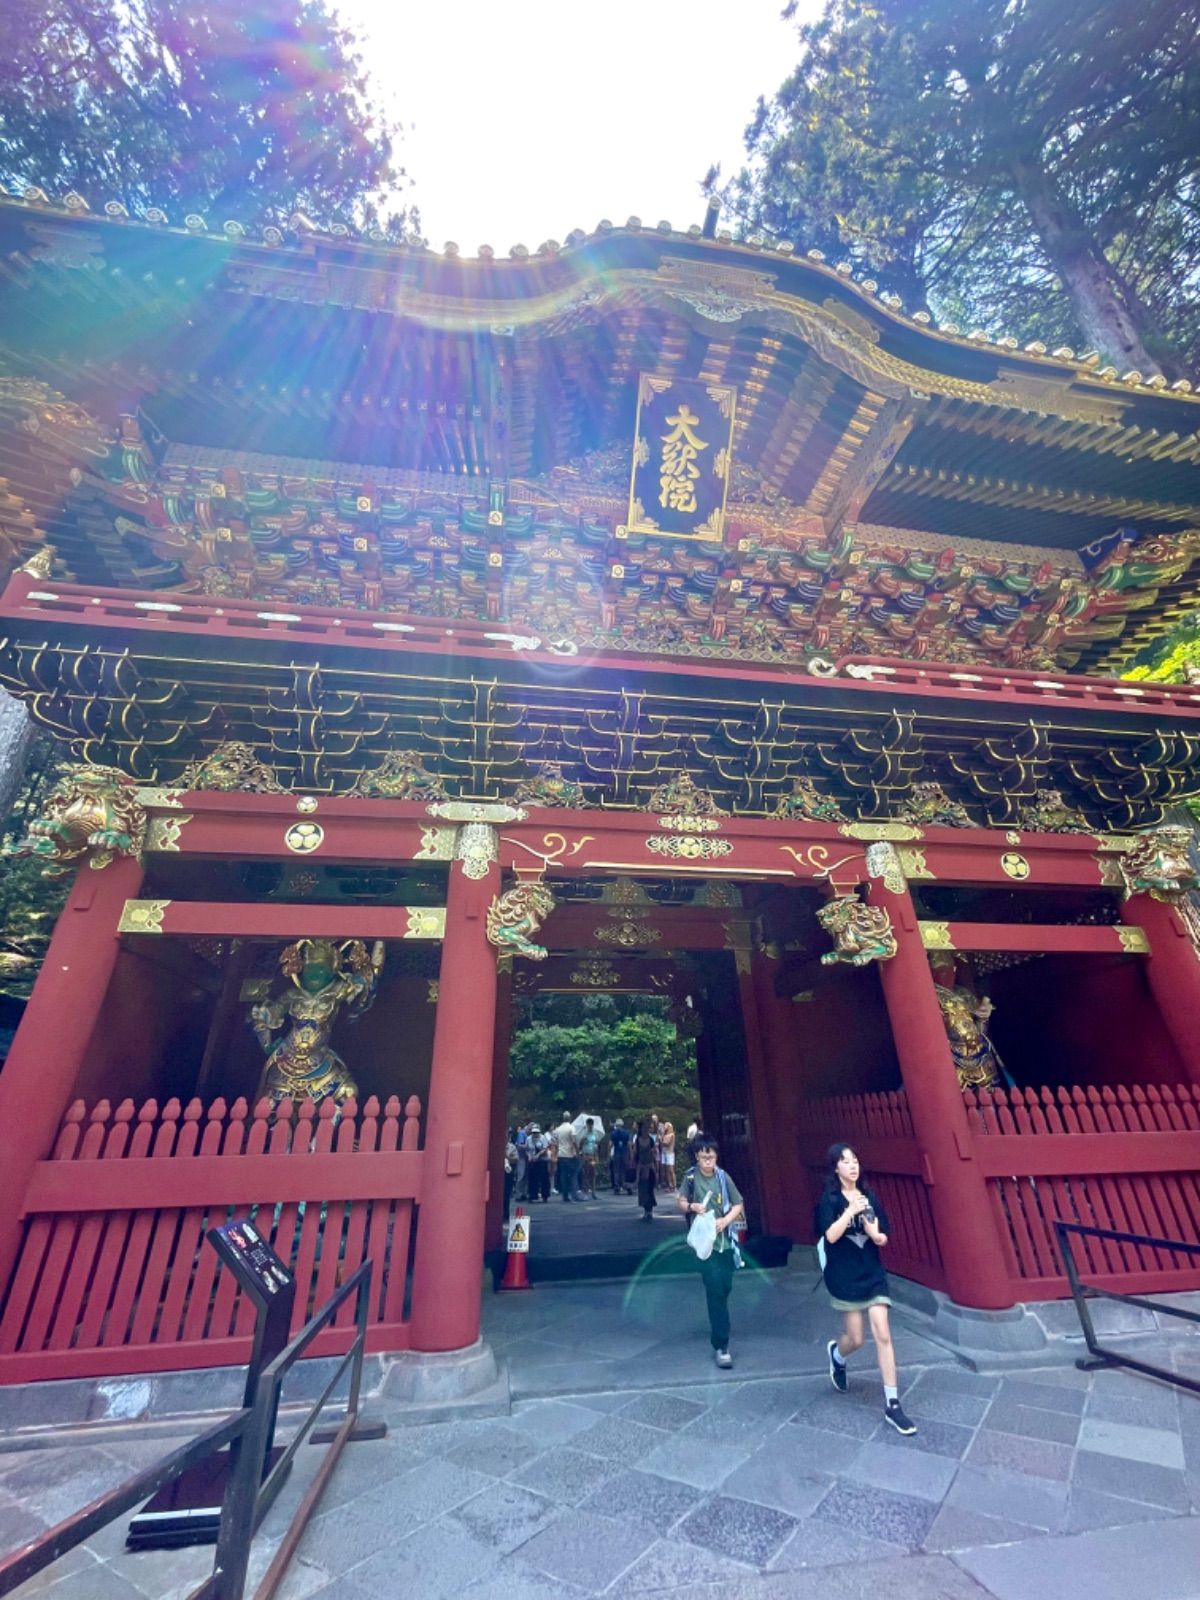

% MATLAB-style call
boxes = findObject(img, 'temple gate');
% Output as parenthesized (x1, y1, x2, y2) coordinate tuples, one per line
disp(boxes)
(0, 194, 1198, 1382)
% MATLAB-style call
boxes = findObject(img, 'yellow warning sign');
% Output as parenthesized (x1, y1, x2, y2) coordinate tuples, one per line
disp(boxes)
(507, 1216, 530, 1253)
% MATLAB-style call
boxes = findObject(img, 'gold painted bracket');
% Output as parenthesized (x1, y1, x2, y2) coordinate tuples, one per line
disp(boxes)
(1116, 926, 1151, 954)
(427, 801, 528, 824)
(919, 920, 956, 951)
(145, 814, 193, 851)
(133, 787, 186, 809)
(415, 825, 457, 861)
(896, 846, 934, 880)
(404, 908, 447, 939)
(118, 899, 171, 934)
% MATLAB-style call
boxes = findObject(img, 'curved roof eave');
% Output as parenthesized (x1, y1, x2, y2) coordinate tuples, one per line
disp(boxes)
(1, 192, 1197, 425)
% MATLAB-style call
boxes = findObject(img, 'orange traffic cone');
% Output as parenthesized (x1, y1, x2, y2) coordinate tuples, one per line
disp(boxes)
(498, 1207, 532, 1292)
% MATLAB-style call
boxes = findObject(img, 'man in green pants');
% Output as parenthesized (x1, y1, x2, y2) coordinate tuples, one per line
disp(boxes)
(678, 1134, 744, 1369)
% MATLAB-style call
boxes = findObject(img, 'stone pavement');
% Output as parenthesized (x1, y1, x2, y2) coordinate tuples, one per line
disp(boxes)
(2, 1274, 1199, 1600)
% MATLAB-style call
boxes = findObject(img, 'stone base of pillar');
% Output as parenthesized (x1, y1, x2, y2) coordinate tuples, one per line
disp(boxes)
(379, 1338, 502, 1406)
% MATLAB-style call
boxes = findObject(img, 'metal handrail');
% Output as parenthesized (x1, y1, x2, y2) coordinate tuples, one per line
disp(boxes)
(0, 1408, 253, 1597)
(1054, 1220, 1200, 1397)
(0, 1259, 379, 1600)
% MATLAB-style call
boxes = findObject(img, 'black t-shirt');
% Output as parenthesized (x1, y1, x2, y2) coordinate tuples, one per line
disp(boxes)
(817, 1187, 890, 1302)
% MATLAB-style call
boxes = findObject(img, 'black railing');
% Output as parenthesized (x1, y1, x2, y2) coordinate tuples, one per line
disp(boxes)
(1054, 1221, 1200, 1398)
(0, 1260, 380, 1600)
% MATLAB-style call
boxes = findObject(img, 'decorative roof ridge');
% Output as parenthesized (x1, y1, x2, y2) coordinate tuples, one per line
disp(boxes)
(3, 186, 1196, 403)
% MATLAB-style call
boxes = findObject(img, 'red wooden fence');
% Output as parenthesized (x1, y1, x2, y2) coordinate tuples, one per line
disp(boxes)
(797, 1082, 1200, 1301)
(0, 1094, 423, 1384)
(795, 1091, 945, 1290)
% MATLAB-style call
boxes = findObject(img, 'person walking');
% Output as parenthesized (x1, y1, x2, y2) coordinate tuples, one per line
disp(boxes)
(514, 1122, 529, 1203)
(678, 1134, 744, 1369)
(659, 1121, 677, 1192)
(609, 1118, 631, 1194)
(818, 1142, 917, 1435)
(579, 1118, 601, 1198)
(633, 1120, 658, 1221)
(526, 1124, 550, 1203)
(554, 1114, 581, 1202)
(503, 1129, 518, 1222)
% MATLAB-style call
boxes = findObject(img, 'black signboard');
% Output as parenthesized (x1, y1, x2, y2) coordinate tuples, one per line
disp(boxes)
(626, 374, 737, 543)
(126, 1220, 296, 1550)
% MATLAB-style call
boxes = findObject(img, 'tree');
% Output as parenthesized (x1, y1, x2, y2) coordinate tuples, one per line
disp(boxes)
(509, 995, 698, 1124)
(0, 0, 416, 236)
(727, 0, 1200, 375)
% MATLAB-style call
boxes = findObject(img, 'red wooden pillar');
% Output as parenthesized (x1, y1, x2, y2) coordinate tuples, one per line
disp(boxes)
(1120, 896, 1200, 1086)
(738, 951, 788, 1234)
(749, 950, 814, 1238)
(484, 967, 514, 1254)
(0, 855, 144, 1298)
(409, 846, 500, 1351)
(866, 871, 1015, 1310)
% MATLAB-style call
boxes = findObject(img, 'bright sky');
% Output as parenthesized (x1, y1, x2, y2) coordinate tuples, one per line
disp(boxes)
(335, 0, 810, 249)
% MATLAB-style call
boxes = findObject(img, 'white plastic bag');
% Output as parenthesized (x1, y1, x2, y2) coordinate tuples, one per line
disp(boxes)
(687, 1209, 718, 1261)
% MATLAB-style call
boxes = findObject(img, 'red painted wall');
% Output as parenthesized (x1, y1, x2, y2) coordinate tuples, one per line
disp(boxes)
(77, 947, 211, 1105)
(986, 953, 1185, 1090)
(784, 957, 901, 1099)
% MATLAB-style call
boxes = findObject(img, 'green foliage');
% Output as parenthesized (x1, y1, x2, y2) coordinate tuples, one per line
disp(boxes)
(0, 0, 415, 235)
(509, 994, 698, 1126)
(0, 734, 72, 1000)
(728, 0, 1200, 373)
(1124, 614, 1200, 683)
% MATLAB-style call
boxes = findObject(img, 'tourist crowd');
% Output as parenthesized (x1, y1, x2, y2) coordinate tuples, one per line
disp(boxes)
(502, 1124, 918, 1435)
(504, 1113, 688, 1216)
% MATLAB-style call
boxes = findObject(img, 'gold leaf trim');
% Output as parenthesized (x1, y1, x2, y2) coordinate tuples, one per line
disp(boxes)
(646, 834, 734, 860)
(145, 814, 193, 852)
(919, 920, 956, 950)
(839, 822, 924, 841)
(896, 847, 934, 880)
(1116, 926, 1150, 954)
(415, 825, 457, 861)
(118, 899, 171, 934)
(404, 907, 447, 939)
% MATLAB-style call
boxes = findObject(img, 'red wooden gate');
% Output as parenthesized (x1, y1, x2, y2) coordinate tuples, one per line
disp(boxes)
(0, 1094, 423, 1383)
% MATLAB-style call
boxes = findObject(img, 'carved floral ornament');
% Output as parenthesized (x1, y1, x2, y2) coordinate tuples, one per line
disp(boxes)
(1119, 826, 1200, 902)
(486, 879, 557, 961)
(816, 895, 898, 966)
(647, 771, 727, 818)
(178, 741, 284, 794)
(350, 749, 448, 801)
(16, 763, 147, 876)
(511, 762, 589, 809)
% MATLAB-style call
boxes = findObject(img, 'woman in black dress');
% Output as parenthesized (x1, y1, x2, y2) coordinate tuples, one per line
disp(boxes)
(633, 1119, 658, 1221)
(818, 1142, 916, 1435)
